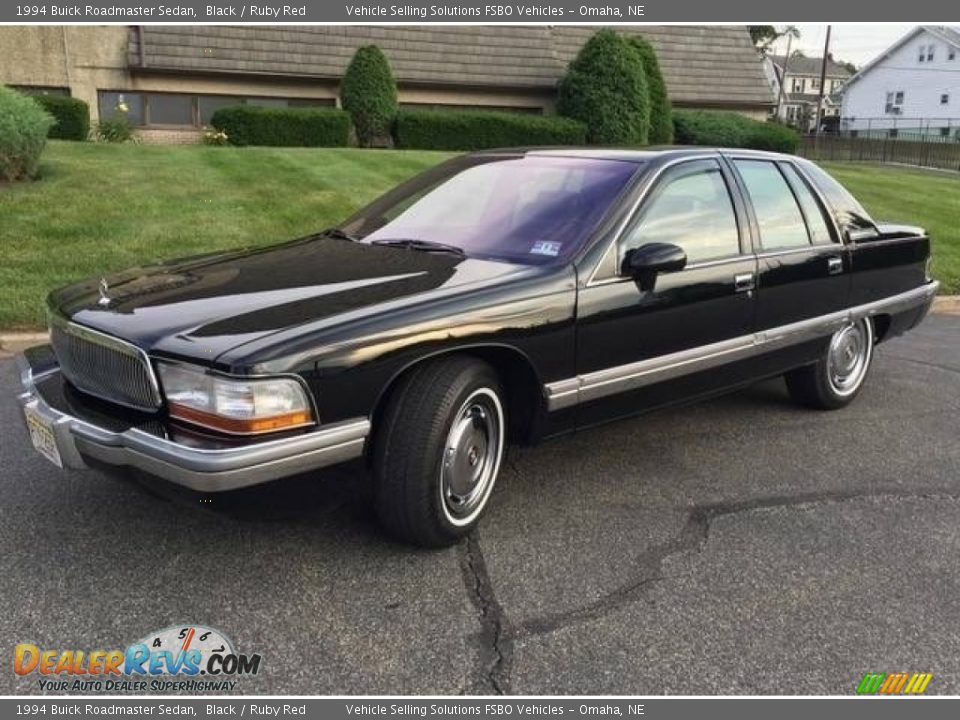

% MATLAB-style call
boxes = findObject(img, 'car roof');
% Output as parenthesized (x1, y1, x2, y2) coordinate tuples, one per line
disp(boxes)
(474, 146, 797, 164)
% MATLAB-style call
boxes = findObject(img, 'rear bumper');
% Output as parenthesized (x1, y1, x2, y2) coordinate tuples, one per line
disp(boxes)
(16, 351, 369, 492)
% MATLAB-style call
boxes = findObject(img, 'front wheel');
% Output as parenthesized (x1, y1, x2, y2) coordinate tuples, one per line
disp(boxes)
(372, 357, 506, 547)
(785, 317, 874, 410)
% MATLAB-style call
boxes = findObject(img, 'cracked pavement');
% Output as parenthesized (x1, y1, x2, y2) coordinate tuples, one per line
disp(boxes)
(1, 314, 958, 695)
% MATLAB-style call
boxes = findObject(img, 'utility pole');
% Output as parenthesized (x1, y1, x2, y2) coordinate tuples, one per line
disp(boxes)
(814, 24, 832, 147)
(774, 31, 793, 122)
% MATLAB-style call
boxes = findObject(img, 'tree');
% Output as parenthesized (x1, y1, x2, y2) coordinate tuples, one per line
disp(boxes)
(626, 36, 673, 144)
(750, 25, 800, 56)
(557, 30, 650, 145)
(340, 45, 398, 147)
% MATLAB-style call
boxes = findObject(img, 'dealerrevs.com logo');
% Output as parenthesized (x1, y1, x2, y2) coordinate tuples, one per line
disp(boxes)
(14, 625, 263, 692)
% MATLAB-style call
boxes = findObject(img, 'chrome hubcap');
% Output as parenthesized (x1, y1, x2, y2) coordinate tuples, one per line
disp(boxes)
(827, 320, 871, 395)
(440, 389, 503, 524)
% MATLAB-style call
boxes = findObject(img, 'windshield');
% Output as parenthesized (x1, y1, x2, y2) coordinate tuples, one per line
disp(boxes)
(340, 155, 640, 265)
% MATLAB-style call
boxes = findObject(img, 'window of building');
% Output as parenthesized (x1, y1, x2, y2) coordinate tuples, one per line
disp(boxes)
(919, 44, 926, 62)
(147, 93, 193, 125)
(928, 45, 935, 61)
(99, 91, 146, 125)
(941, 127, 951, 137)
(941, 93, 950, 105)
(733, 160, 810, 251)
(888, 128, 899, 138)
(621, 161, 740, 264)
(11, 85, 70, 97)
(810, 78, 820, 90)
(791, 78, 805, 93)
(885, 91, 904, 114)
(198, 95, 243, 125)
(97, 91, 335, 127)
(950, 48, 957, 60)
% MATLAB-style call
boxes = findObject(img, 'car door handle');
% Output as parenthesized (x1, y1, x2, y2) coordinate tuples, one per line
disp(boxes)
(734, 272, 756, 293)
(827, 256, 844, 275)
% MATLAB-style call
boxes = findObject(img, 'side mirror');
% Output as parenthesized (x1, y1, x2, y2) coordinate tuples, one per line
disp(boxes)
(622, 242, 687, 292)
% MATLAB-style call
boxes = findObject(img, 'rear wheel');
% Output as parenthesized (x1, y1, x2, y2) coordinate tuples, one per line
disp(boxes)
(785, 317, 874, 410)
(372, 357, 505, 547)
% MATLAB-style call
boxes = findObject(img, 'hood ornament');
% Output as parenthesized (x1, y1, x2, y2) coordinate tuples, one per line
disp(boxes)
(97, 277, 111, 307)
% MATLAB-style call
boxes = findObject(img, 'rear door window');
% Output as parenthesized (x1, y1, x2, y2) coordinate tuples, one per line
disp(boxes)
(779, 163, 837, 245)
(733, 160, 811, 251)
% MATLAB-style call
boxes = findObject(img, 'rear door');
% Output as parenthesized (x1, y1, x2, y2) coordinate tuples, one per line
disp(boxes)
(726, 156, 849, 331)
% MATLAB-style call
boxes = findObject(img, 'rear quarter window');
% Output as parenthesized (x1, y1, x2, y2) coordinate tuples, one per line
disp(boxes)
(794, 159, 877, 235)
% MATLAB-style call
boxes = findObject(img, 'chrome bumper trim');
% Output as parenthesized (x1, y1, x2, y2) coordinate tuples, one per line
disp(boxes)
(546, 281, 939, 411)
(16, 355, 369, 492)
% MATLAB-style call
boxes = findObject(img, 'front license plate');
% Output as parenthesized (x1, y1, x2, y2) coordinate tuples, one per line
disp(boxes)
(24, 406, 63, 469)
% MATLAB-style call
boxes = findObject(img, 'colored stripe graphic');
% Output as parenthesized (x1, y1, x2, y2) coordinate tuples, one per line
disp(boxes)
(857, 672, 932, 695)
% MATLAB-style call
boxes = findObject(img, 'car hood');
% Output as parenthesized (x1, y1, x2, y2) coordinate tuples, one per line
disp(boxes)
(49, 235, 533, 364)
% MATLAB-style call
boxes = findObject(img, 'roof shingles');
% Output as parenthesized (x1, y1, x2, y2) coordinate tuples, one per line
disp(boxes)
(131, 25, 774, 108)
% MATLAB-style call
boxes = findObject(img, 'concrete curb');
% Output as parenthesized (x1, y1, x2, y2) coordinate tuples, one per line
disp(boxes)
(933, 295, 960, 315)
(2, 296, 959, 356)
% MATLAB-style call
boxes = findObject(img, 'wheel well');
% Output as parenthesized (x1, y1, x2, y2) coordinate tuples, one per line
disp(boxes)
(871, 314, 892, 343)
(369, 346, 547, 455)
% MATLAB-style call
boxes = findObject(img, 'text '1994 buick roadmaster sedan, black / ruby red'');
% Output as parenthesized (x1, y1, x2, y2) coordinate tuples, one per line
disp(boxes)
(17, 148, 938, 546)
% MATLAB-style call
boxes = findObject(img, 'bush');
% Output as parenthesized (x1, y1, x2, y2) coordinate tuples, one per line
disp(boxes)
(33, 95, 90, 141)
(341, 45, 398, 147)
(95, 116, 134, 143)
(557, 29, 650, 145)
(672, 109, 800, 153)
(394, 109, 586, 151)
(626, 36, 673, 145)
(0, 86, 54, 182)
(210, 105, 350, 147)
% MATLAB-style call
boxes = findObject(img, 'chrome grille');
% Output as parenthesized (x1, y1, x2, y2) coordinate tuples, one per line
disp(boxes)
(49, 317, 162, 412)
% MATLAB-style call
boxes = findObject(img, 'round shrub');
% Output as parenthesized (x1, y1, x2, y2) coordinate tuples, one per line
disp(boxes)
(34, 95, 90, 141)
(673, 109, 800, 153)
(626, 36, 673, 145)
(557, 29, 650, 146)
(340, 45, 398, 147)
(0, 86, 54, 182)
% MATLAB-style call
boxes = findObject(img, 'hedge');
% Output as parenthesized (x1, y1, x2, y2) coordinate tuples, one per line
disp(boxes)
(672, 109, 800, 153)
(33, 94, 90, 141)
(393, 109, 586, 151)
(626, 36, 673, 145)
(0, 86, 55, 182)
(557, 29, 650, 145)
(341, 45, 398, 147)
(210, 105, 351, 147)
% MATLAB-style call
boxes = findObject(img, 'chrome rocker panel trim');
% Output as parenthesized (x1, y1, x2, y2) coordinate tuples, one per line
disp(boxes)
(16, 356, 369, 492)
(546, 281, 939, 411)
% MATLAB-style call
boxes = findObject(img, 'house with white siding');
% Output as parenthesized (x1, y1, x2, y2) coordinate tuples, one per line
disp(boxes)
(840, 25, 960, 140)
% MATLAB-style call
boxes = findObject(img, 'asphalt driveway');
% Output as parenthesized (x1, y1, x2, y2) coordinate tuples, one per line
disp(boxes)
(1, 314, 959, 695)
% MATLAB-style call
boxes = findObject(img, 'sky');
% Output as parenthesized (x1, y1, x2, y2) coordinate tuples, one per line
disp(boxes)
(768, 24, 918, 68)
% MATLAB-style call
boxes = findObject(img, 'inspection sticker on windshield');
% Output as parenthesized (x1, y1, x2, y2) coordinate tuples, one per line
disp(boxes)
(530, 241, 562, 257)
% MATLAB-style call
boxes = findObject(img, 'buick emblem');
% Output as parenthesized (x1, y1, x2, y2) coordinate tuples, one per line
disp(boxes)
(97, 277, 111, 307)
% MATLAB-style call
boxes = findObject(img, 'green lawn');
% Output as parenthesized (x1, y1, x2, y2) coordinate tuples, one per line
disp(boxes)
(0, 142, 451, 330)
(0, 146, 956, 331)
(821, 162, 960, 295)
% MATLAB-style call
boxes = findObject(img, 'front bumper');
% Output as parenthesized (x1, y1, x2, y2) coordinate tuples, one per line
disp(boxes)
(16, 349, 369, 492)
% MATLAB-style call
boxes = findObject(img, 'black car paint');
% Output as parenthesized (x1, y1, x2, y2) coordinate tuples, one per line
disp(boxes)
(45, 148, 934, 448)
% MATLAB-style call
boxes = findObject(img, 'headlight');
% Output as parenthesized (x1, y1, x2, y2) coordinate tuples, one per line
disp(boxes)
(157, 363, 314, 435)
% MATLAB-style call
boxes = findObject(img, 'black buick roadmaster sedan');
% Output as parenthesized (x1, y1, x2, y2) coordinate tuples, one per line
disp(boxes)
(18, 148, 937, 546)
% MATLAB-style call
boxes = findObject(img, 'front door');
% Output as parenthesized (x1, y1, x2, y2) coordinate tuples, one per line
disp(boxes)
(574, 157, 758, 427)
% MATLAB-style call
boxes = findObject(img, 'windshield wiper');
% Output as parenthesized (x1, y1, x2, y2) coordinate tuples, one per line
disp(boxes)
(320, 227, 360, 242)
(371, 238, 465, 256)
